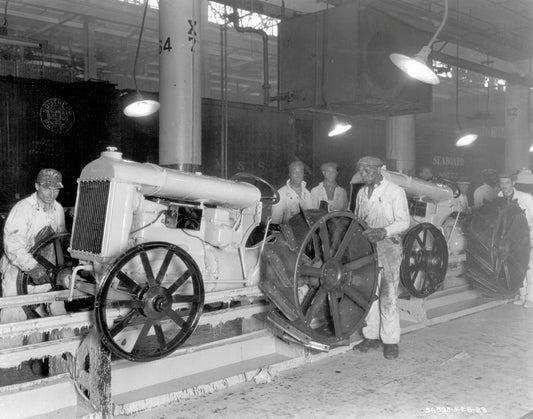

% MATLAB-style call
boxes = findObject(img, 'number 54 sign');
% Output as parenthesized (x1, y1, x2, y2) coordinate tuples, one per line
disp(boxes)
(159, 20, 197, 54)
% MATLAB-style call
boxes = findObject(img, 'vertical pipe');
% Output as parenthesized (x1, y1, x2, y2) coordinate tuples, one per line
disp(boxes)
(386, 114, 416, 174)
(159, 0, 202, 171)
(505, 83, 530, 172)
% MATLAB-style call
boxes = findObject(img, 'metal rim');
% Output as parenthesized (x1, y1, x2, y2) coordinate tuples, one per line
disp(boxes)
(17, 232, 93, 318)
(292, 211, 378, 343)
(400, 223, 448, 298)
(95, 242, 204, 362)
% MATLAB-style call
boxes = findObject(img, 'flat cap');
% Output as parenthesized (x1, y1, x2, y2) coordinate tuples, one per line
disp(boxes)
(36, 168, 63, 189)
(288, 160, 305, 171)
(320, 162, 339, 172)
(356, 156, 384, 168)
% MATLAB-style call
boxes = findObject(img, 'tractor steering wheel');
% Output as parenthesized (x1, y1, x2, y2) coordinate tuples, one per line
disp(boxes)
(231, 172, 280, 205)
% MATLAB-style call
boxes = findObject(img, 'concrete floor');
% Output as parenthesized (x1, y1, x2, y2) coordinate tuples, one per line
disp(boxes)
(118, 303, 532, 419)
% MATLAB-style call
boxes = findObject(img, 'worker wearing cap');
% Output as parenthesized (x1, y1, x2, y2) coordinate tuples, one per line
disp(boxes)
(271, 161, 315, 224)
(498, 172, 533, 309)
(473, 168, 499, 207)
(311, 162, 348, 212)
(352, 156, 410, 359)
(0, 169, 66, 351)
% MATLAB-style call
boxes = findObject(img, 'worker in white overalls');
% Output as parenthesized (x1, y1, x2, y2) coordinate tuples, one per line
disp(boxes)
(352, 156, 410, 359)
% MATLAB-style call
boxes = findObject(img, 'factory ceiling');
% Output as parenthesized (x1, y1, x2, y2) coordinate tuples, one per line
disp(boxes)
(0, 0, 531, 105)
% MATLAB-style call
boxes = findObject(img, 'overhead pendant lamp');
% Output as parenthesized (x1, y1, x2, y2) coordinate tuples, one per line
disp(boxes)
(123, 0, 160, 117)
(328, 116, 352, 137)
(390, 0, 448, 85)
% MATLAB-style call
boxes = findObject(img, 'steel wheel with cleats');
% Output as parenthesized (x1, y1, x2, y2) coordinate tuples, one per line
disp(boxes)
(400, 223, 448, 298)
(17, 232, 94, 318)
(291, 211, 378, 344)
(95, 242, 204, 362)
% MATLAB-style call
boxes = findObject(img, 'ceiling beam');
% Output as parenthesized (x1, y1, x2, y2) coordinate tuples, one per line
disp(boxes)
(431, 50, 530, 85)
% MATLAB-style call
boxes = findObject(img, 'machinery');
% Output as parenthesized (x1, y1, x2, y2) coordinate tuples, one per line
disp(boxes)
(15, 152, 478, 361)
(16, 147, 380, 361)
(463, 170, 531, 298)
(350, 169, 465, 299)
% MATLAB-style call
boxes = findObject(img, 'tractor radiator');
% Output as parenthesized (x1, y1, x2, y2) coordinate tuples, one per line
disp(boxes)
(71, 180, 110, 255)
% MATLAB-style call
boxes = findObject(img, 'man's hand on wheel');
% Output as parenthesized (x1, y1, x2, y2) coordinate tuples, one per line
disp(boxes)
(362, 228, 387, 243)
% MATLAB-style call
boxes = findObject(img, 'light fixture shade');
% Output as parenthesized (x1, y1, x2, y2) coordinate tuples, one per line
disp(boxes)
(123, 92, 160, 117)
(390, 46, 440, 85)
(328, 116, 352, 137)
(456, 132, 478, 147)
(529, 144, 533, 153)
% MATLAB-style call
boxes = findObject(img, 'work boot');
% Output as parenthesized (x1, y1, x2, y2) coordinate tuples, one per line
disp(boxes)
(353, 339, 381, 353)
(383, 344, 399, 359)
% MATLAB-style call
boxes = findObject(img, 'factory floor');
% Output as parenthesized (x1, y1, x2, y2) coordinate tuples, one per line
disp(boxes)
(119, 302, 532, 419)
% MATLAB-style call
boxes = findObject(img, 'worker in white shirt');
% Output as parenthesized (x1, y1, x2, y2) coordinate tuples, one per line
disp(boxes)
(352, 156, 410, 359)
(311, 162, 348, 212)
(271, 160, 314, 224)
(498, 172, 533, 309)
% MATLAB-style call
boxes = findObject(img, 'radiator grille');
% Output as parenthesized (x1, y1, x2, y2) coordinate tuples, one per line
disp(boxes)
(71, 180, 110, 254)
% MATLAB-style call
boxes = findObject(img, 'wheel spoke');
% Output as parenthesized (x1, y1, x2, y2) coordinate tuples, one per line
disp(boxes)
(343, 254, 374, 273)
(54, 239, 65, 267)
(156, 249, 174, 285)
(117, 271, 142, 294)
(300, 286, 318, 312)
(304, 287, 327, 323)
(167, 309, 190, 330)
(167, 271, 191, 294)
(334, 220, 358, 259)
(34, 254, 56, 271)
(172, 294, 202, 303)
(106, 299, 144, 309)
(133, 320, 153, 351)
(341, 284, 368, 311)
(319, 224, 331, 261)
(298, 265, 322, 277)
(139, 251, 156, 287)
(327, 291, 343, 337)
(422, 228, 428, 248)
(312, 234, 323, 262)
(109, 312, 136, 338)
(153, 322, 166, 350)
(415, 235, 424, 249)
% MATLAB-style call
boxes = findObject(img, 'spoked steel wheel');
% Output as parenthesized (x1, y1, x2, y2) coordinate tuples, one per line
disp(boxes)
(400, 223, 448, 298)
(465, 199, 529, 297)
(17, 232, 94, 318)
(95, 242, 204, 362)
(292, 211, 378, 344)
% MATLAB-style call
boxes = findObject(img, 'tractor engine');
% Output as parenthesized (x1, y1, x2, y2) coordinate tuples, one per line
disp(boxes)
(70, 148, 263, 291)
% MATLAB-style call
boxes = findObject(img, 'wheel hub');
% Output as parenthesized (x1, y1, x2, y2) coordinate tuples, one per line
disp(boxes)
(320, 260, 344, 291)
(142, 286, 173, 319)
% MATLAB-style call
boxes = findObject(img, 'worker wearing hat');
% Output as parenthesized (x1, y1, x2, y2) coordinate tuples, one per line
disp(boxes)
(498, 172, 533, 309)
(352, 156, 410, 359)
(271, 161, 315, 224)
(473, 168, 499, 208)
(0, 168, 66, 369)
(311, 162, 348, 212)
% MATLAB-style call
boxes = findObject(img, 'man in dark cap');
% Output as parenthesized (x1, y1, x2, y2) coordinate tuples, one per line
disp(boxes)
(0, 169, 66, 372)
(271, 160, 315, 224)
(352, 156, 410, 359)
(473, 168, 499, 207)
(311, 162, 348, 212)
